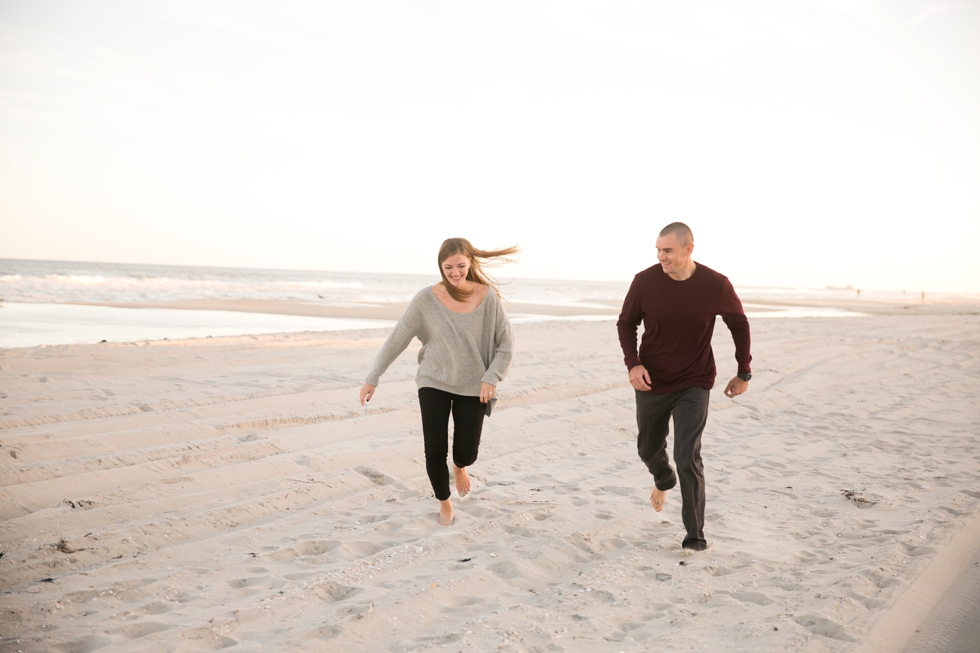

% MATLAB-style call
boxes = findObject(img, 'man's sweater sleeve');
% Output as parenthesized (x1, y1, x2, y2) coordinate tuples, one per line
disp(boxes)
(364, 297, 421, 386)
(616, 274, 644, 371)
(718, 278, 752, 375)
(482, 299, 514, 386)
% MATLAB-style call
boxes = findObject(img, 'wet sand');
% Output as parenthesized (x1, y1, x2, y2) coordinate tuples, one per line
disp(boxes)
(76, 298, 626, 320)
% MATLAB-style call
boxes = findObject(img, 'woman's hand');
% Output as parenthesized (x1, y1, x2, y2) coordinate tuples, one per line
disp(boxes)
(480, 382, 496, 404)
(359, 383, 376, 406)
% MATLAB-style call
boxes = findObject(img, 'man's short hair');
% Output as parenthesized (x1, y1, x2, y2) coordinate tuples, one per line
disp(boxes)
(659, 222, 694, 247)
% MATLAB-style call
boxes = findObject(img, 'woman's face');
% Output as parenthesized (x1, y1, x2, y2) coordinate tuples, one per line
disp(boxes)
(441, 253, 471, 288)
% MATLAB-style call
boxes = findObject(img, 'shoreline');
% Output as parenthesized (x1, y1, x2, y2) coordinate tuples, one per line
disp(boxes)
(736, 296, 980, 316)
(72, 295, 980, 320)
(73, 298, 626, 319)
(1, 296, 976, 350)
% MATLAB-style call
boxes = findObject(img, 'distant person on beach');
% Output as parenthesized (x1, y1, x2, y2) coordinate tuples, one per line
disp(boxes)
(617, 222, 752, 551)
(360, 238, 517, 526)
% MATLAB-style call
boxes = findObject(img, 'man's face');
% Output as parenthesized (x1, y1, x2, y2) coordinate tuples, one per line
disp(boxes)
(656, 232, 693, 275)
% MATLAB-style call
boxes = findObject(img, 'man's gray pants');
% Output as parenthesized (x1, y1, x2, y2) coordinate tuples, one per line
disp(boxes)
(635, 386, 710, 547)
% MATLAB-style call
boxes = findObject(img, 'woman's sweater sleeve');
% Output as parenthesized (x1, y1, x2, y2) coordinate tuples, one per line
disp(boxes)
(364, 296, 422, 386)
(482, 298, 514, 386)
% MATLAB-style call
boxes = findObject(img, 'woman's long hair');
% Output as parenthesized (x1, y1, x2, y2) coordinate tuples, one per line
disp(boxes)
(438, 238, 520, 302)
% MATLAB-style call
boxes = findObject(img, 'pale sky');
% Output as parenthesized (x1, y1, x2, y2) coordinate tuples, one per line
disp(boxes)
(1, 0, 978, 292)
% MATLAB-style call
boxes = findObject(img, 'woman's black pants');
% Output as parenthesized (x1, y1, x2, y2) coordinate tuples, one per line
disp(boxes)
(418, 387, 486, 501)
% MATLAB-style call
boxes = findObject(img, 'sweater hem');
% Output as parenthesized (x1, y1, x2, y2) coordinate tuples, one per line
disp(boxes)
(417, 378, 482, 398)
(637, 379, 715, 395)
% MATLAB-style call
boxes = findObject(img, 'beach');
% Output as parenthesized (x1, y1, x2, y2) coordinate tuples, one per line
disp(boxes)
(4, 0, 979, 647)
(1, 298, 979, 652)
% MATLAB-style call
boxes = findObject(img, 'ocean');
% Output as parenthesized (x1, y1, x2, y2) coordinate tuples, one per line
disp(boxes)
(0, 259, 871, 348)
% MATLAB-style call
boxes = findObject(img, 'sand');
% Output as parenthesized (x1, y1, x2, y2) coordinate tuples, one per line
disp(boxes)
(1, 301, 979, 652)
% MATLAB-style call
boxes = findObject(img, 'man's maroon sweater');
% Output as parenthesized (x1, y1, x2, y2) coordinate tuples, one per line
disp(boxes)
(617, 262, 752, 394)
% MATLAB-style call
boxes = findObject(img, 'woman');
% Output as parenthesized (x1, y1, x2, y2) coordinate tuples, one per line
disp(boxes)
(359, 238, 517, 526)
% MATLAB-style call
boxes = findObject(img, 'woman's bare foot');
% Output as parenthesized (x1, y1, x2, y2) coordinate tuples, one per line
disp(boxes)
(453, 464, 471, 497)
(438, 499, 454, 526)
(650, 487, 667, 512)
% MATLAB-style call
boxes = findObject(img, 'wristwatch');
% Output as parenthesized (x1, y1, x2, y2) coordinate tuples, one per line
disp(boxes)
(737, 372, 752, 382)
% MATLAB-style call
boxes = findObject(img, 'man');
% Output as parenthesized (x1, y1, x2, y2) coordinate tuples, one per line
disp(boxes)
(617, 222, 751, 551)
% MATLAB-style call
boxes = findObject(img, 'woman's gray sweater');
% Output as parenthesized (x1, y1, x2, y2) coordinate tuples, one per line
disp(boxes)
(364, 286, 514, 396)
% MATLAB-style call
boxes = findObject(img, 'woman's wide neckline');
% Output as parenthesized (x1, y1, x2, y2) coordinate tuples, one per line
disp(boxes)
(428, 285, 489, 315)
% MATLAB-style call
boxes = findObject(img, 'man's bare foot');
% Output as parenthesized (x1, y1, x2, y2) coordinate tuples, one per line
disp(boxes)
(650, 487, 667, 512)
(439, 499, 454, 526)
(453, 464, 471, 497)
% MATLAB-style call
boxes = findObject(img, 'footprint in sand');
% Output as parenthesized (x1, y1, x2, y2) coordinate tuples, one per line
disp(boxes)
(355, 466, 399, 487)
(414, 514, 448, 530)
(308, 625, 343, 641)
(415, 633, 462, 646)
(114, 622, 173, 639)
(339, 541, 385, 560)
(581, 588, 616, 604)
(227, 576, 278, 589)
(701, 565, 738, 577)
(181, 625, 238, 649)
(617, 620, 647, 633)
(53, 636, 111, 653)
(595, 486, 635, 496)
(312, 582, 361, 603)
(729, 591, 774, 605)
(504, 525, 536, 538)
(140, 601, 173, 614)
(793, 614, 856, 642)
(269, 539, 341, 560)
(453, 595, 484, 606)
(456, 504, 495, 518)
(797, 549, 820, 561)
(599, 538, 628, 550)
(489, 560, 522, 579)
(267, 548, 300, 561)
(63, 589, 102, 603)
(373, 518, 410, 532)
(779, 581, 806, 592)
(293, 540, 341, 556)
(907, 545, 937, 557)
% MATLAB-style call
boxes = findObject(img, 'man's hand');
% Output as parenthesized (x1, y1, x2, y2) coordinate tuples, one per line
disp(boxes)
(723, 376, 748, 398)
(629, 365, 652, 391)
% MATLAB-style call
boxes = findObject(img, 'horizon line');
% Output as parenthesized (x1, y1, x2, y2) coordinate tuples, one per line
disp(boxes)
(0, 256, 976, 296)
